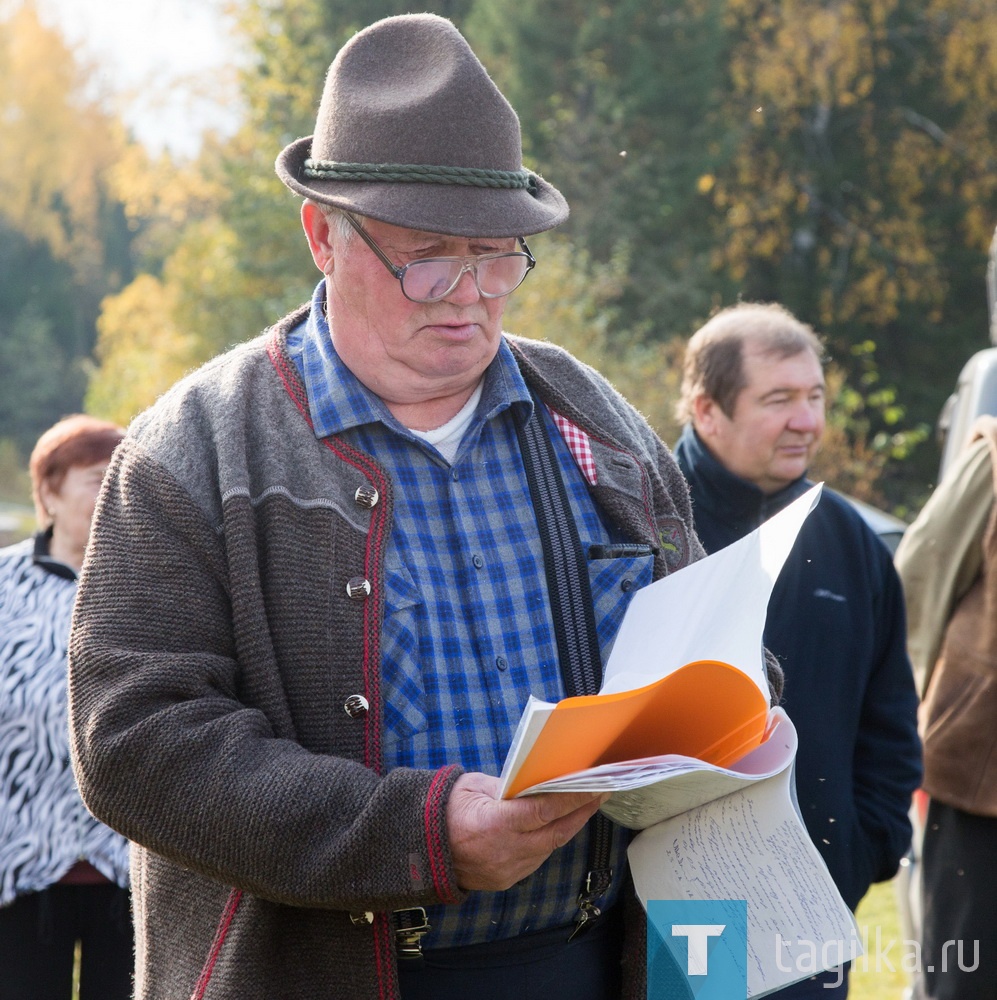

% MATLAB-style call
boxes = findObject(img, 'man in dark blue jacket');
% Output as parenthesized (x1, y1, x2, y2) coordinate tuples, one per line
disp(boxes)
(674, 302, 922, 998)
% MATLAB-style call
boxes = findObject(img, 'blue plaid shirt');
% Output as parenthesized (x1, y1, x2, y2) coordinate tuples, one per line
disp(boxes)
(287, 282, 652, 947)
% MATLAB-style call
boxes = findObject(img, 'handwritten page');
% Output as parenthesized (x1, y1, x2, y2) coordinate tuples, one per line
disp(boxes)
(628, 737, 861, 997)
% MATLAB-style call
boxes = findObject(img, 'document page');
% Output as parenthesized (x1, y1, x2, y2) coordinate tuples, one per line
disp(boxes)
(627, 758, 861, 997)
(496, 484, 823, 801)
(600, 483, 823, 697)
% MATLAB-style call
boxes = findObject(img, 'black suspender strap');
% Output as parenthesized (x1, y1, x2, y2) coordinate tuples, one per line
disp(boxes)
(516, 402, 603, 698)
(515, 399, 615, 938)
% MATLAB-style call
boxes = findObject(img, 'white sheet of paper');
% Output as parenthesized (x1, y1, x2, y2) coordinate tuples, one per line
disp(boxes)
(600, 483, 823, 697)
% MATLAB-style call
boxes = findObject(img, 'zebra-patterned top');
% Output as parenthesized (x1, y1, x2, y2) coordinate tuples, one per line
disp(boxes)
(1, 534, 129, 906)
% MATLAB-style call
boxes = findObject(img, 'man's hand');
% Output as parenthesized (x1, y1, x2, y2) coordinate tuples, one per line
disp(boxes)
(446, 772, 608, 891)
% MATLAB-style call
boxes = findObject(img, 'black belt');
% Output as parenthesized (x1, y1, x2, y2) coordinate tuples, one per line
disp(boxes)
(401, 903, 621, 970)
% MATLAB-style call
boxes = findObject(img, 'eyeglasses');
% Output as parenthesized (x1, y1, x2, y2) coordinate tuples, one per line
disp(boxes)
(343, 212, 535, 304)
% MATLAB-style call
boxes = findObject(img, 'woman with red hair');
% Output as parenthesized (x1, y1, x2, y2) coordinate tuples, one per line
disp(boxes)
(0, 414, 132, 1000)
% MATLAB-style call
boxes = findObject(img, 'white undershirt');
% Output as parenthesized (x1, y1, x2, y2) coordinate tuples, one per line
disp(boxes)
(407, 381, 484, 464)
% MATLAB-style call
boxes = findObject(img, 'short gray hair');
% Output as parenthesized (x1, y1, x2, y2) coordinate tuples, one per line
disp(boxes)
(306, 200, 356, 244)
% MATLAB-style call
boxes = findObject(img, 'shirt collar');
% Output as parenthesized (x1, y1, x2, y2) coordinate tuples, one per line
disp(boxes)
(287, 280, 533, 440)
(32, 528, 77, 581)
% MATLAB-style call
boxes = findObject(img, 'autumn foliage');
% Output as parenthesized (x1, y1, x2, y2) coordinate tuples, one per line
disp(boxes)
(2, 0, 996, 509)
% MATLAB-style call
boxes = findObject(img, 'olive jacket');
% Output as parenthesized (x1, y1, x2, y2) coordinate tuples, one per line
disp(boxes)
(896, 416, 997, 817)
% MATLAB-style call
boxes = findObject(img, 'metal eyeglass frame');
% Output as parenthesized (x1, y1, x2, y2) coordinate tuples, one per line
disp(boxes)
(342, 212, 535, 303)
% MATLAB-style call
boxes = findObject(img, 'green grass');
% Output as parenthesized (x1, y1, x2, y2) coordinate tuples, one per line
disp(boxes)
(850, 878, 911, 1000)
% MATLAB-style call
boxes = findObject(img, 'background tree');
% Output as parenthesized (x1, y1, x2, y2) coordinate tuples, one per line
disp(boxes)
(468, 0, 733, 338)
(0, 1, 134, 465)
(56, 0, 997, 512)
(711, 0, 997, 492)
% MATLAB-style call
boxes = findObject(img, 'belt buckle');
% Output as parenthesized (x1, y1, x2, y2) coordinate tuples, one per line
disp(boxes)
(394, 906, 431, 959)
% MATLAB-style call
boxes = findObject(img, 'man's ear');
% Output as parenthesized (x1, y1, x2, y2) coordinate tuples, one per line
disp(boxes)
(691, 393, 723, 440)
(301, 201, 335, 275)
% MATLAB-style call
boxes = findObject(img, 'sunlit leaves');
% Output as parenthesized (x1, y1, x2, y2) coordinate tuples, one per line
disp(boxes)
(715, 0, 997, 336)
(0, 2, 125, 285)
(85, 274, 196, 425)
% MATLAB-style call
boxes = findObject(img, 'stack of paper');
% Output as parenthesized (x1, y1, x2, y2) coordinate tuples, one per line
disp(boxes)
(497, 484, 862, 997)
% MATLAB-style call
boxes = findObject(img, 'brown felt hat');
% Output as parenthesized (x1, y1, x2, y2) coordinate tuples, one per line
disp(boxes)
(275, 13, 568, 238)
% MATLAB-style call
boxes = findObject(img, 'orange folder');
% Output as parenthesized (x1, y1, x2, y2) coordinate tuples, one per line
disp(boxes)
(504, 660, 769, 798)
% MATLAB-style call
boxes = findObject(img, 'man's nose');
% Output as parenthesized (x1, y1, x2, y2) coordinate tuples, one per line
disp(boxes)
(443, 265, 483, 304)
(788, 399, 822, 432)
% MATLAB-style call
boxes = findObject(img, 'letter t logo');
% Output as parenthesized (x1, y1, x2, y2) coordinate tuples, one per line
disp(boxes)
(648, 900, 747, 999)
(671, 924, 726, 975)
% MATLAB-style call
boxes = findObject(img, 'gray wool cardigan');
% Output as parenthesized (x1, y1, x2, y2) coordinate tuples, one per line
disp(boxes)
(68, 306, 717, 1000)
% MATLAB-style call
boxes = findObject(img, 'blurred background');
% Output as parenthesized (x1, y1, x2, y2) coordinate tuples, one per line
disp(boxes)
(2, 0, 996, 544)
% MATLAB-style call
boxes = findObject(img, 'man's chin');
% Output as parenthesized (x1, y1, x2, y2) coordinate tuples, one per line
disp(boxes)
(766, 459, 810, 491)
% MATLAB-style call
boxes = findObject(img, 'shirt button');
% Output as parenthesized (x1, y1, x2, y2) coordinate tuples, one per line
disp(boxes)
(343, 695, 369, 719)
(354, 485, 380, 509)
(472, 554, 484, 569)
(346, 577, 371, 600)
(350, 911, 374, 927)
(496, 656, 508, 671)
(620, 578, 634, 593)
(451, 469, 459, 482)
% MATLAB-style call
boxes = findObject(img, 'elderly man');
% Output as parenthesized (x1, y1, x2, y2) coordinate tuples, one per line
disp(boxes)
(673, 302, 922, 998)
(67, 14, 713, 1000)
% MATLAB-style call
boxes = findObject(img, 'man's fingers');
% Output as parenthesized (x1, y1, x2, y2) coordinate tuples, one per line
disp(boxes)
(447, 774, 613, 891)
(512, 790, 610, 832)
(543, 795, 607, 850)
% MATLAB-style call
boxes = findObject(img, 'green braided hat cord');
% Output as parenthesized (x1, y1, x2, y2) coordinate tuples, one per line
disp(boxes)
(303, 159, 539, 192)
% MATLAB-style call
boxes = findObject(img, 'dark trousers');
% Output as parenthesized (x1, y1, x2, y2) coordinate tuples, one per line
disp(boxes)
(919, 799, 997, 1000)
(768, 966, 851, 998)
(0, 883, 133, 1000)
(398, 908, 623, 1000)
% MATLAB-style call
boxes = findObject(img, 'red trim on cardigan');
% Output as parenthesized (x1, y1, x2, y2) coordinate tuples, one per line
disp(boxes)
(267, 331, 399, 995)
(424, 765, 460, 903)
(190, 889, 243, 1000)
(372, 912, 395, 1000)
(266, 332, 389, 773)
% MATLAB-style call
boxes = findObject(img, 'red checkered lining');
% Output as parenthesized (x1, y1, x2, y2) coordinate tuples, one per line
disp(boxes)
(547, 407, 598, 486)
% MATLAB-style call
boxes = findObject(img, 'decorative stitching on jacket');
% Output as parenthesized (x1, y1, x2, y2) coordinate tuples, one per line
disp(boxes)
(190, 888, 243, 1000)
(372, 912, 394, 1000)
(424, 765, 461, 903)
(221, 483, 359, 516)
(266, 331, 389, 772)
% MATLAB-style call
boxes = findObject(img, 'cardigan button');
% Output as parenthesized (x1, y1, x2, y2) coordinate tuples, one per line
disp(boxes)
(346, 577, 372, 600)
(343, 695, 370, 719)
(350, 911, 374, 927)
(354, 485, 380, 509)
